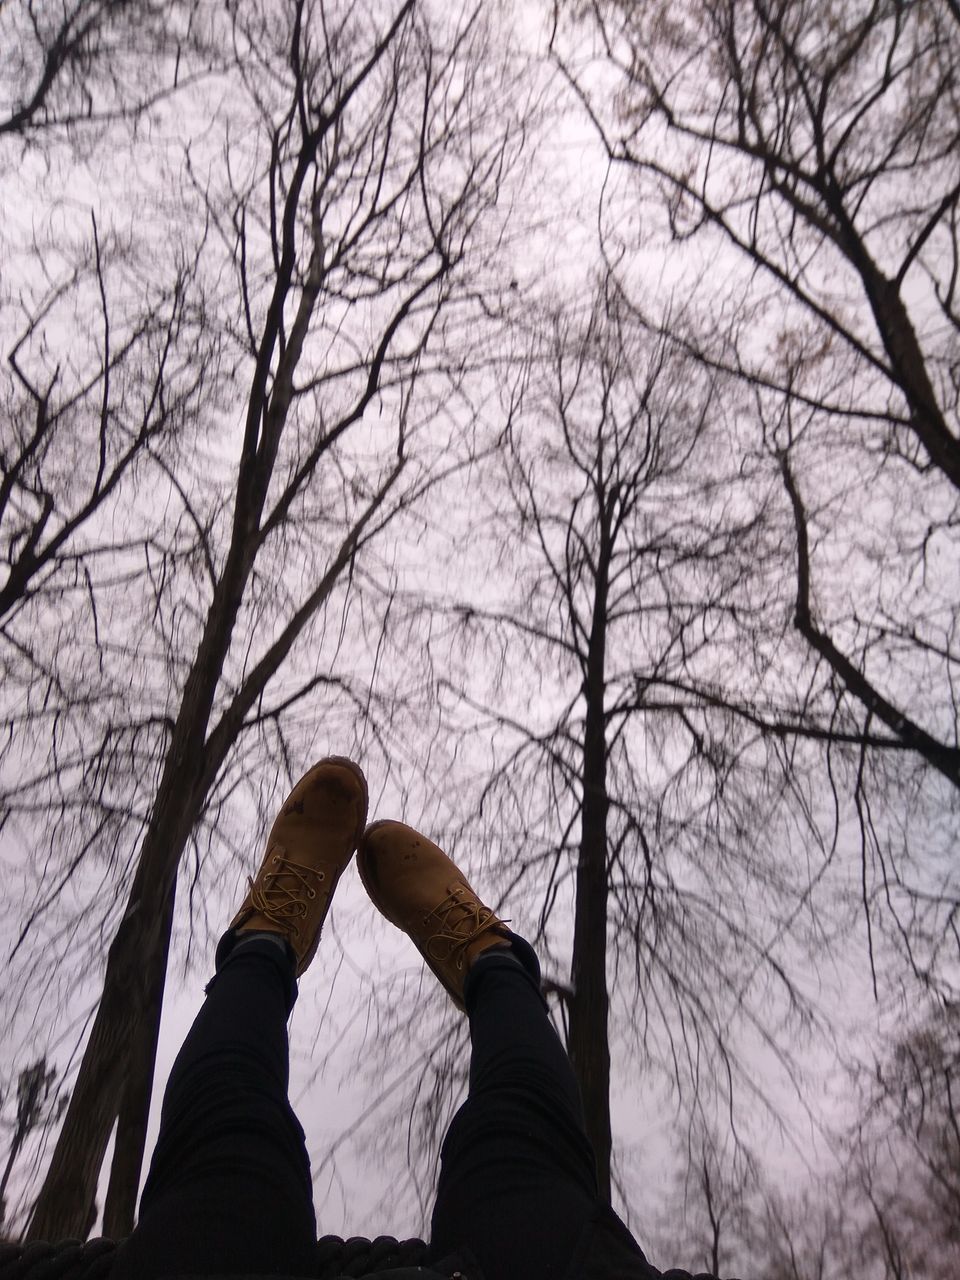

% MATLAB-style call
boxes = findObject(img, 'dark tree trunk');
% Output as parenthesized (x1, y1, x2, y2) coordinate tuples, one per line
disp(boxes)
(820, 194, 960, 494)
(27, 418, 404, 1241)
(26, 583, 248, 1242)
(101, 880, 177, 1238)
(26, 754, 208, 1240)
(567, 521, 613, 1202)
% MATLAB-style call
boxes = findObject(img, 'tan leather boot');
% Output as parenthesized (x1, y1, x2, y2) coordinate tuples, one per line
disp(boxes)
(356, 819, 510, 1010)
(227, 756, 368, 976)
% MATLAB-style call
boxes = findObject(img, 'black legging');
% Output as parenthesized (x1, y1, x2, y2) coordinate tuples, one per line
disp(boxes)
(430, 947, 601, 1278)
(111, 935, 652, 1280)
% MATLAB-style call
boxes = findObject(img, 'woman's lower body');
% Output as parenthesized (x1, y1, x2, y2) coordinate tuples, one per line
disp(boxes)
(111, 759, 657, 1280)
(111, 931, 654, 1280)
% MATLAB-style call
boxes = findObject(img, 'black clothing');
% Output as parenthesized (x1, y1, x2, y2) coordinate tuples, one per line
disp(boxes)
(112, 938, 317, 1280)
(112, 934, 706, 1280)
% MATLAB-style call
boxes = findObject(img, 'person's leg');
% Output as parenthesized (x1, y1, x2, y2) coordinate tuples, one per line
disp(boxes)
(356, 820, 655, 1280)
(427, 940, 601, 1280)
(112, 934, 316, 1279)
(113, 756, 368, 1279)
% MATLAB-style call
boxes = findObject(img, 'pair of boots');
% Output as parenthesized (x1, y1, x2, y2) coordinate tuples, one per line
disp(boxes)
(221, 756, 514, 1010)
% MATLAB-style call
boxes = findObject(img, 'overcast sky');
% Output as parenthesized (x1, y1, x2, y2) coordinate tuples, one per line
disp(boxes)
(1, 3, 957, 1274)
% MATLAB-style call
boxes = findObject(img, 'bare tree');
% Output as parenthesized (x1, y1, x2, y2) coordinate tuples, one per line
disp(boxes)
(536, 2, 960, 1049)
(1, 149, 219, 1241)
(751, 1188, 845, 1280)
(843, 1000, 960, 1280)
(566, 0, 959, 478)
(737, 999, 960, 1280)
(1, 217, 212, 629)
(10, 0, 523, 1240)
(399, 276, 822, 1208)
(0, 0, 216, 140)
(553, 0, 959, 795)
(661, 1117, 756, 1279)
(0, 1059, 67, 1233)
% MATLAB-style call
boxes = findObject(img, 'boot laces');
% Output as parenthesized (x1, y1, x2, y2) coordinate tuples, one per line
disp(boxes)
(247, 844, 327, 940)
(423, 885, 507, 970)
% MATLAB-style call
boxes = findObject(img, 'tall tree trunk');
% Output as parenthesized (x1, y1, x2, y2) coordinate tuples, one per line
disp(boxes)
(26, 754, 209, 1240)
(101, 880, 177, 1239)
(26, 583, 248, 1242)
(26, 447, 402, 1240)
(567, 523, 613, 1202)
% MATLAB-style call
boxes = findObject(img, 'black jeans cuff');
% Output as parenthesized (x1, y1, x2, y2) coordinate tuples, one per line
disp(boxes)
(464, 932, 548, 1012)
(207, 930, 298, 1012)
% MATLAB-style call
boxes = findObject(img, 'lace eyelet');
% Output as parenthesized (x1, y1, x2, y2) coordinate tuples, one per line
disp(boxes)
(317, 871, 325, 881)
(308, 889, 316, 899)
